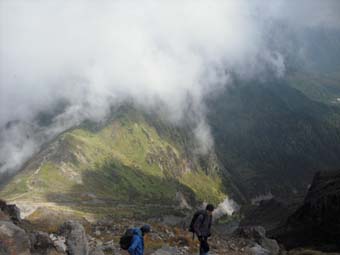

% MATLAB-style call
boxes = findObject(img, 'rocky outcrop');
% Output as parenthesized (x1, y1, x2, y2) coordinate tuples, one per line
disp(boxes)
(0, 199, 21, 223)
(59, 220, 89, 255)
(0, 200, 30, 254)
(0, 200, 67, 255)
(0, 199, 287, 255)
(0, 200, 92, 255)
(30, 231, 65, 255)
(234, 226, 280, 255)
(0, 220, 31, 255)
(274, 169, 340, 251)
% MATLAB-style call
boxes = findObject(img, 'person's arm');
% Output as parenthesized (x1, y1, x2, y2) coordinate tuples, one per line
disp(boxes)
(128, 235, 139, 254)
(193, 214, 204, 238)
(208, 216, 212, 237)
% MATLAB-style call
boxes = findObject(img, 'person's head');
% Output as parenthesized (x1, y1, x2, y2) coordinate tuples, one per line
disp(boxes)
(206, 204, 215, 215)
(140, 224, 151, 236)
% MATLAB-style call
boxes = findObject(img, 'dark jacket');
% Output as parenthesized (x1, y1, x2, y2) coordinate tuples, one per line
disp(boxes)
(128, 228, 144, 255)
(193, 210, 212, 238)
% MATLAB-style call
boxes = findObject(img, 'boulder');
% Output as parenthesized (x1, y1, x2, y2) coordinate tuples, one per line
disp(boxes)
(274, 170, 340, 250)
(0, 200, 21, 223)
(30, 231, 54, 250)
(260, 237, 280, 255)
(0, 220, 30, 255)
(0, 209, 10, 221)
(246, 244, 271, 255)
(59, 220, 89, 255)
(49, 234, 67, 254)
(30, 231, 66, 255)
(234, 226, 279, 255)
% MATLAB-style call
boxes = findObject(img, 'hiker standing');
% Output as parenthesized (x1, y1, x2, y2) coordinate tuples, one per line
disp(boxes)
(127, 225, 151, 255)
(192, 204, 215, 255)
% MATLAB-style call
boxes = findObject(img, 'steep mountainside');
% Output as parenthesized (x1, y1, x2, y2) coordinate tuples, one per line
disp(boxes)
(0, 108, 229, 218)
(207, 28, 340, 201)
(209, 79, 340, 200)
(274, 169, 340, 251)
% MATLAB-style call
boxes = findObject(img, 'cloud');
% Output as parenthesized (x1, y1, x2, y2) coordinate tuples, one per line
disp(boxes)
(213, 197, 240, 219)
(263, 0, 340, 29)
(0, 0, 339, 174)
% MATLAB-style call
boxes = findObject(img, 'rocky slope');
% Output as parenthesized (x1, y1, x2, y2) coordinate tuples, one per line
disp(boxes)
(0, 199, 280, 255)
(2, 199, 339, 255)
(273, 169, 340, 252)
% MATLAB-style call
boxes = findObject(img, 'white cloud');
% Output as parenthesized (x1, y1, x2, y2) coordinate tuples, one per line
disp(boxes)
(213, 197, 240, 219)
(0, 0, 339, 173)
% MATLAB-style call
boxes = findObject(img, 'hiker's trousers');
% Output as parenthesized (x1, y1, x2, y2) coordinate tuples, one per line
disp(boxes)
(199, 237, 209, 255)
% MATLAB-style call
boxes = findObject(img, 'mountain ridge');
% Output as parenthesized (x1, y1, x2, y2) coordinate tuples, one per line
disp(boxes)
(0, 107, 232, 219)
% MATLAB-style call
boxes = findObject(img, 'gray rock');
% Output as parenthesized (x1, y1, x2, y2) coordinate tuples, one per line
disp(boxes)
(30, 231, 65, 255)
(247, 244, 271, 255)
(59, 220, 89, 255)
(0, 200, 21, 223)
(235, 226, 279, 255)
(0, 220, 30, 255)
(260, 237, 280, 255)
(50, 234, 67, 254)
(30, 231, 53, 250)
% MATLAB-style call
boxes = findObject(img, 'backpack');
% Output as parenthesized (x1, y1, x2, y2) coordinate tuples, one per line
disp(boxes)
(189, 210, 206, 233)
(119, 228, 134, 250)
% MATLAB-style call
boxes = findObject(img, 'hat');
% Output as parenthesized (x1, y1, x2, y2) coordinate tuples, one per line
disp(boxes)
(141, 224, 151, 233)
(206, 204, 215, 212)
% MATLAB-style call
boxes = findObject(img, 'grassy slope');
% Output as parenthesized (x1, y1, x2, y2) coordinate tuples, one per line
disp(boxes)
(0, 110, 226, 217)
(287, 71, 340, 105)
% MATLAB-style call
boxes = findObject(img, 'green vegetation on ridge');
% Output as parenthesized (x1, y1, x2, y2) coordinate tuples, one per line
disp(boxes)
(0, 109, 227, 217)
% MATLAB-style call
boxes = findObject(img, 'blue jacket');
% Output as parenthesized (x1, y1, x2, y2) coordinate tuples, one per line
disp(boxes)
(128, 228, 144, 255)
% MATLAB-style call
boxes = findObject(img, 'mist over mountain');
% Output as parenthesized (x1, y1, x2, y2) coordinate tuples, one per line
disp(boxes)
(1, 0, 340, 175)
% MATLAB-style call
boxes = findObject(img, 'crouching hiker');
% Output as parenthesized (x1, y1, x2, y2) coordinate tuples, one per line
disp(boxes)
(120, 224, 151, 255)
(189, 204, 215, 255)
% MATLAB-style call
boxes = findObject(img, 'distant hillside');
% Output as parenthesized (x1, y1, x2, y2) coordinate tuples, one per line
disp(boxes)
(209, 78, 340, 200)
(0, 107, 230, 218)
